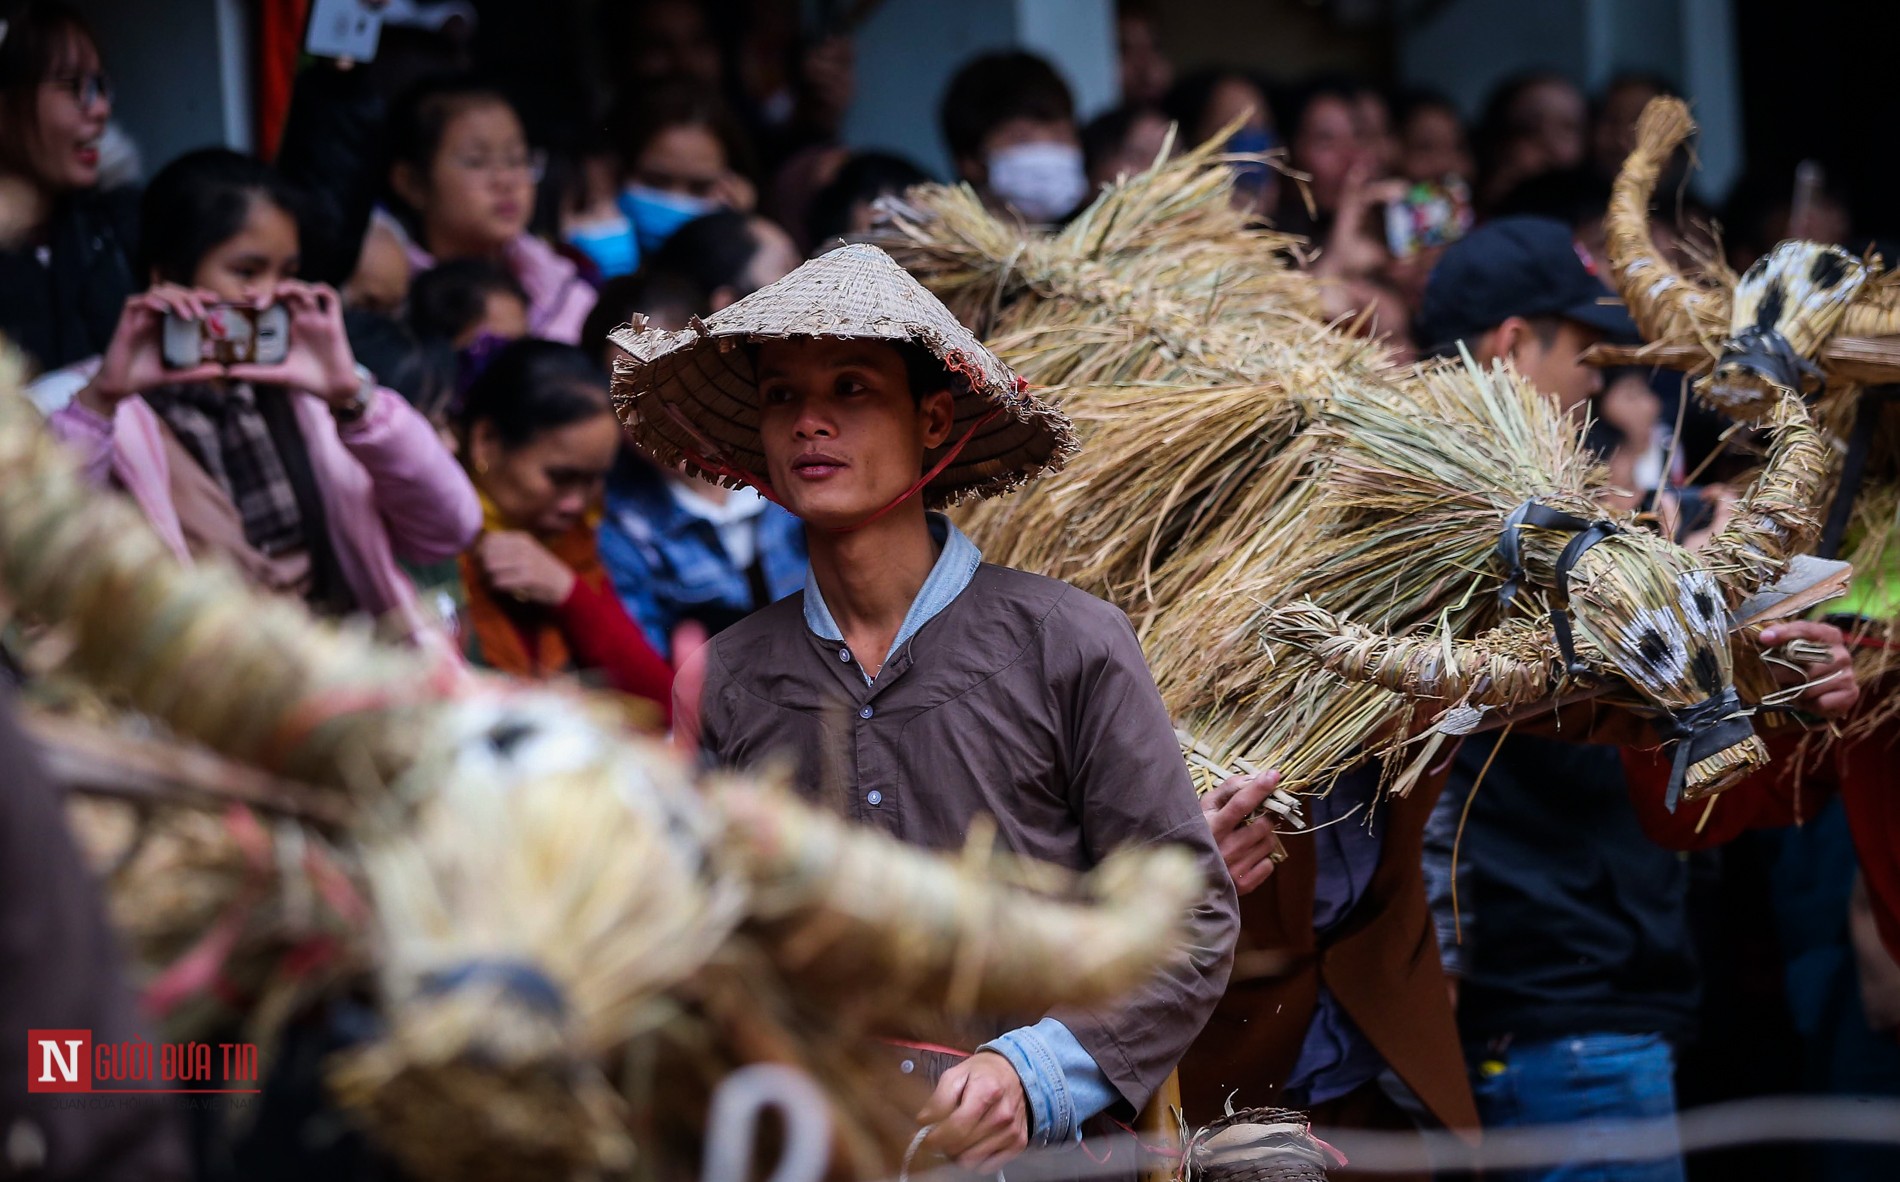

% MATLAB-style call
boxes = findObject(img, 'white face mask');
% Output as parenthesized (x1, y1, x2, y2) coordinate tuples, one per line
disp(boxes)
(985, 141, 1088, 223)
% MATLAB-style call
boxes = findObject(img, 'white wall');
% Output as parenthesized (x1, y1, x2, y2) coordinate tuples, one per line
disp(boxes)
(81, 0, 251, 180)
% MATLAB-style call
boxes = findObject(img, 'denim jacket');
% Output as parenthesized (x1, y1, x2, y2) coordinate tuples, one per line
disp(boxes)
(599, 457, 807, 658)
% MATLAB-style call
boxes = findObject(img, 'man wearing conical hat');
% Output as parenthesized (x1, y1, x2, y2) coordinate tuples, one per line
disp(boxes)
(612, 243, 1240, 1169)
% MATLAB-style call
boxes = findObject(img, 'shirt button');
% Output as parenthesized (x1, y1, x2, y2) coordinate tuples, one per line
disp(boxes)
(899, 1059, 915, 1074)
(859, 705, 874, 719)
(838, 647, 852, 663)
(866, 790, 884, 807)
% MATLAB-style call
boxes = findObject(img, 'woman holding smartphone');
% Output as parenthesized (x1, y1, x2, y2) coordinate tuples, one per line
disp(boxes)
(50, 148, 481, 644)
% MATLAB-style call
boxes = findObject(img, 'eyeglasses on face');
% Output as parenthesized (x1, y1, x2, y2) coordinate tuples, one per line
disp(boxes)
(451, 149, 548, 183)
(47, 72, 111, 109)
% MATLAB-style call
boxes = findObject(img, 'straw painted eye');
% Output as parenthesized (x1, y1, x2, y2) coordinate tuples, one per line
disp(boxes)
(1677, 570, 1727, 637)
(1615, 604, 1694, 693)
(1690, 644, 1723, 695)
(1755, 281, 1786, 331)
(1637, 628, 1671, 665)
(1810, 249, 1850, 289)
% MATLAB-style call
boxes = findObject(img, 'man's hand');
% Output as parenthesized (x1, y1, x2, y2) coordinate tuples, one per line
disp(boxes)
(1759, 620, 1859, 720)
(916, 1051, 1028, 1171)
(1201, 771, 1287, 896)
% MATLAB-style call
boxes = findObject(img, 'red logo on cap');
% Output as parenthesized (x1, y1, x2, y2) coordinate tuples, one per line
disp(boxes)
(1573, 242, 1600, 276)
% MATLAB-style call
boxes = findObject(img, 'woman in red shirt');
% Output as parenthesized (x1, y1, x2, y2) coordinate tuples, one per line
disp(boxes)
(455, 338, 672, 724)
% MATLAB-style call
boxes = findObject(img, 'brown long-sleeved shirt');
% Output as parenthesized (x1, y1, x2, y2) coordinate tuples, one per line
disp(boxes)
(685, 560, 1240, 1124)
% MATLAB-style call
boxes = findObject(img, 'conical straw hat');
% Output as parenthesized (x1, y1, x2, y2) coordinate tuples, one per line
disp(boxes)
(608, 242, 1076, 506)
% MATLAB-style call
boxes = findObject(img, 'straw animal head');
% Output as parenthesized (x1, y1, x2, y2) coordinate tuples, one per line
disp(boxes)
(1603, 95, 1900, 418)
(1248, 358, 1816, 802)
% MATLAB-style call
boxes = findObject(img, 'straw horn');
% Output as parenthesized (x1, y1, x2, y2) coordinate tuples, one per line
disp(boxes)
(1603, 97, 1731, 346)
(1697, 389, 1835, 597)
(1258, 601, 1562, 708)
(1839, 275, 1900, 338)
(713, 780, 1205, 1020)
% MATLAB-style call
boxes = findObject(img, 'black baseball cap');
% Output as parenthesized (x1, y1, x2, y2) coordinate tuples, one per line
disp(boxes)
(1415, 215, 1639, 354)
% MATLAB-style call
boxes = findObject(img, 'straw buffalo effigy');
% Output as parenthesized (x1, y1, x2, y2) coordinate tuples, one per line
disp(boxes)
(0, 360, 1202, 1181)
(878, 133, 1839, 808)
(1594, 95, 1900, 741)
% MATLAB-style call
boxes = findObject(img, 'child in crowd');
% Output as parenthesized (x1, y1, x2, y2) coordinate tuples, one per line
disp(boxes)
(1080, 103, 1172, 194)
(453, 338, 674, 720)
(568, 81, 755, 279)
(1395, 89, 1472, 188)
(385, 77, 595, 343)
(589, 213, 808, 659)
(804, 150, 929, 251)
(645, 208, 799, 311)
(407, 257, 530, 349)
(50, 148, 478, 642)
(1162, 68, 1279, 214)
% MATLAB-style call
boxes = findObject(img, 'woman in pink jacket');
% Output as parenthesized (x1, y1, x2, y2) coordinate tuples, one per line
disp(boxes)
(51, 148, 480, 644)
(385, 77, 596, 344)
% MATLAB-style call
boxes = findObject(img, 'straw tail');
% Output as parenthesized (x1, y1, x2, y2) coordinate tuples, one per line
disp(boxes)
(1603, 96, 1731, 346)
(1697, 389, 1834, 596)
(715, 781, 1204, 1019)
(0, 362, 441, 792)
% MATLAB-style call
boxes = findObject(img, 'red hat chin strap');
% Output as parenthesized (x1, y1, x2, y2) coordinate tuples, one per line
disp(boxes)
(680, 409, 1001, 535)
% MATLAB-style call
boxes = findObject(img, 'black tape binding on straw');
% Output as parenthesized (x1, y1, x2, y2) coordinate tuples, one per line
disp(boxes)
(419, 959, 568, 1018)
(1496, 499, 1622, 675)
(1715, 325, 1823, 394)
(1651, 686, 1754, 813)
(1498, 502, 1754, 811)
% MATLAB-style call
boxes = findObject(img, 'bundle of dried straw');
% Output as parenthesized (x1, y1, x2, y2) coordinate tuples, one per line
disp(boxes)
(880, 137, 1819, 802)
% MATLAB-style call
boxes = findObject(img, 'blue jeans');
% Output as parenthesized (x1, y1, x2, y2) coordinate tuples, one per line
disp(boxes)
(1468, 1032, 1685, 1182)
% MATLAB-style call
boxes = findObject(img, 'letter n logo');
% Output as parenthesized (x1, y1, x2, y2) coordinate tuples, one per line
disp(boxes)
(26, 1030, 92, 1093)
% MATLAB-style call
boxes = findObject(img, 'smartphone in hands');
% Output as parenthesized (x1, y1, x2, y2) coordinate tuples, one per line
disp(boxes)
(1384, 178, 1474, 259)
(161, 304, 291, 369)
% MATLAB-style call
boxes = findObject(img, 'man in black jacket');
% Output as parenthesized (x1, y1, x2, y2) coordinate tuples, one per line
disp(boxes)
(1415, 217, 1690, 1182)
(1414, 217, 1854, 1182)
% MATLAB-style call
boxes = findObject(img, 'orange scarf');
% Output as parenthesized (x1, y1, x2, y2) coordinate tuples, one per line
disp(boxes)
(459, 495, 607, 681)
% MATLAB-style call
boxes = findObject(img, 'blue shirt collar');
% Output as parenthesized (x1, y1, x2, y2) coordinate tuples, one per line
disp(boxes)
(803, 512, 982, 683)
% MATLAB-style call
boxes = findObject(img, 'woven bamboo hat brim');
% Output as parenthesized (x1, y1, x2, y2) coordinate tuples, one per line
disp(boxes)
(608, 243, 1076, 507)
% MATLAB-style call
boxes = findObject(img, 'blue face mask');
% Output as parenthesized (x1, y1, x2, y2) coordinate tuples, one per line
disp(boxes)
(1226, 126, 1280, 191)
(567, 216, 638, 279)
(619, 184, 718, 256)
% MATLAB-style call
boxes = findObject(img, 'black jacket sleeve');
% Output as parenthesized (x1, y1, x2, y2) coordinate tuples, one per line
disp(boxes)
(273, 64, 388, 288)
